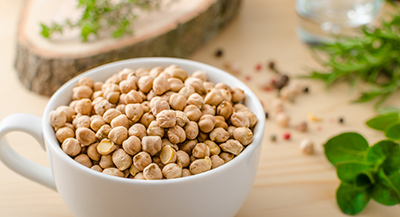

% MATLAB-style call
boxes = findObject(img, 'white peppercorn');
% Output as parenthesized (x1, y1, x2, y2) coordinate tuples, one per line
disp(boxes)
(276, 112, 290, 128)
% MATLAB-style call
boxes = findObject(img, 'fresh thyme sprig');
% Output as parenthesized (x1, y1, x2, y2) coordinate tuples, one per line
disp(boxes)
(306, 4, 400, 108)
(41, 0, 162, 42)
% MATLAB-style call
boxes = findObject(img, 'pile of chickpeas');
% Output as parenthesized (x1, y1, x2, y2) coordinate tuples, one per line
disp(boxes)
(49, 65, 257, 180)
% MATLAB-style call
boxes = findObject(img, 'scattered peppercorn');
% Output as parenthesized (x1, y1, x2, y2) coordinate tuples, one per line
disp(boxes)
(283, 132, 291, 140)
(339, 117, 344, 124)
(270, 134, 277, 142)
(265, 112, 269, 119)
(245, 75, 251, 81)
(215, 49, 223, 58)
(268, 61, 276, 71)
(317, 126, 323, 131)
(255, 63, 262, 71)
(274, 75, 289, 90)
(303, 87, 309, 93)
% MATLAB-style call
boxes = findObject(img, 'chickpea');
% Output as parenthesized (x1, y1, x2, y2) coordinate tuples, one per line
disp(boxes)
(69, 100, 78, 110)
(129, 165, 140, 177)
(150, 97, 170, 116)
(209, 127, 229, 143)
(152, 155, 165, 170)
(140, 112, 156, 128)
(215, 82, 232, 92)
(175, 150, 190, 168)
(102, 168, 124, 178)
(185, 77, 206, 95)
(156, 110, 176, 128)
(93, 99, 113, 116)
(78, 77, 94, 88)
(219, 152, 234, 163)
(146, 90, 156, 101)
(112, 149, 132, 171)
(182, 168, 192, 177)
(108, 126, 128, 145)
(90, 115, 106, 132)
(166, 67, 188, 81)
(87, 143, 101, 161)
(103, 109, 121, 124)
(204, 140, 221, 156)
(72, 86, 93, 100)
(187, 93, 204, 109)
(103, 83, 120, 93)
(197, 132, 209, 142)
(94, 82, 103, 92)
(96, 124, 111, 140)
(133, 151, 152, 171)
(220, 89, 232, 102)
(217, 101, 234, 120)
(125, 90, 143, 104)
(118, 68, 133, 80)
(184, 105, 202, 122)
(74, 154, 92, 168)
(162, 139, 179, 151)
(56, 127, 74, 143)
(201, 104, 216, 116)
(204, 89, 223, 106)
(125, 104, 143, 123)
(169, 93, 186, 111)
(231, 87, 245, 103)
(184, 121, 199, 140)
(99, 154, 115, 169)
(56, 106, 75, 123)
(220, 139, 244, 155)
(134, 172, 146, 180)
(49, 110, 67, 128)
(168, 78, 184, 92)
(153, 76, 170, 95)
(210, 155, 225, 169)
(189, 156, 211, 175)
(104, 74, 120, 85)
(111, 114, 129, 128)
(141, 101, 150, 113)
(97, 139, 117, 155)
(122, 136, 141, 156)
(192, 143, 210, 159)
(147, 121, 164, 137)
(299, 138, 314, 155)
(214, 116, 228, 130)
(192, 70, 207, 82)
(61, 138, 81, 157)
(203, 82, 215, 92)
(74, 115, 90, 128)
(135, 68, 150, 77)
(138, 75, 154, 93)
(244, 110, 258, 128)
(227, 126, 236, 138)
(230, 112, 250, 128)
(160, 145, 177, 164)
(179, 86, 195, 99)
(175, 111, 189, 127)
(76, 127, 96, 146)
(233, 127, 253, 146)
(64, 123, 75, 132)
(198, 115, 216, 133)
(128, 123, 147, 139)
(91, 165, 103, 172)
(143, 163, 162, 180)
(119, 77, 138, 94)
(142, 136, 162, 156)
(276, 112, 290, 128)
(104, 90, 120, 104)
(270, 98, 284, 114)
(168, 125, 186, 144)
(92, 91, 103, 100)
(149, 66, 163, 78)
(180, 140, 197, 155)
(162, 163, 182, 179)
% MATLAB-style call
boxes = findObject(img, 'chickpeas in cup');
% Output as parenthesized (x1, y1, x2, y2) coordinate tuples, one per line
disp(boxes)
(0, 58, 265, 217)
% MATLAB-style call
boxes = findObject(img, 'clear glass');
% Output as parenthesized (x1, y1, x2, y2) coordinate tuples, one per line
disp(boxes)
(296, 0, 384, 43)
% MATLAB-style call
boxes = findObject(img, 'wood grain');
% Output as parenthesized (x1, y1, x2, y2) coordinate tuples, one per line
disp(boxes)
(1, 0, 400, 216)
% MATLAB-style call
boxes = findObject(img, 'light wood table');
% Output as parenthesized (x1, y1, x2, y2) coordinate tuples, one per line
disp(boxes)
(0, 0, 399, 216)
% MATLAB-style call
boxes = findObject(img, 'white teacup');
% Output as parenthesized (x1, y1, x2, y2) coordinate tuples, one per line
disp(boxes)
(0, 58, 265, 217)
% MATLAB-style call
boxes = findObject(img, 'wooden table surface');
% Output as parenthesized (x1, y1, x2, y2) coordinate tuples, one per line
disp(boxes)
(1, 0, 399, 216)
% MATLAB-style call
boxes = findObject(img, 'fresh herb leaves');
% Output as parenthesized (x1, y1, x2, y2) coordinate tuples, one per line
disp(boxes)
(41, 0, 162, 42)
(324, 114, 400, 214)
(306, 4, 400, 108)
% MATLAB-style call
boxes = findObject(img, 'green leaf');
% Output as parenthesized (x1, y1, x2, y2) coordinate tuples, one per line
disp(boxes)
(355, 172, 375, 190)
(385, 123, 400, 141)
(324, 132, 369, 166)
(336, 182, 370, 215)
(376, 106, 400, 115)
(366, 140, 400, 175)
(40, 23, 50, 38)
(371, 169, 400, 205)
(366, 112, 399, 131)
(336, 161, 374, 183)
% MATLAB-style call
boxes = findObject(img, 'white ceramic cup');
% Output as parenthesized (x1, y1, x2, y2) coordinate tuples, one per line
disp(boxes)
(0, 58, 265, 217)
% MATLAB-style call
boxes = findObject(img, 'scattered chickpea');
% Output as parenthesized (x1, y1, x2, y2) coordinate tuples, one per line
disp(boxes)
(61, 138, 81, 157)
(147, 121, 164, 137)
(142, 136, 162, 156)
(198, 115, 216, 133)
(299, 138, 314, 155)
(76, 127, 96, 146)
(189, 156, 211, 175)
(143, 163, 162, 180)
(102, 168, 124, 178)
(49, 110, 67, 128)
(91, 165, 103, 172)
(56, 127, 74, 143)
(276, 112, 290, 128)
(168, 125, 186, 144)
(99, 154, 115, 169)
(184, 105, 202, 122)
(160, 145, 177, 164)
(87, 143, 101, 161)
(74, 154, 93, 168)
(210, 155, 225, 169)
(122, 136, 141, 156)
(112, 149, 133, 171)
(133, 151, 152, 171)
(125, 104, 144, 123)
(162, 163, 182, 179)
(192, 143, 210, 159)
(233, 127, 253, 146)
(230, 112, 250, 128)
(204, 140, 221, 156)
(184, 121, 199, 140)
(296, 121, 308, 132)
(108, 126, 128, 145)
(209, 127, 229, 143)
(128, 123, 147, 139)
(220, 139, 244, 155)
(176, 150, 190, 168)
(97, 139, 117, 155)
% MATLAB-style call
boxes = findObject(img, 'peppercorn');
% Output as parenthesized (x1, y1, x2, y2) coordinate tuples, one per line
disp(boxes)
(268, 61, 276, 71)
(274, 75, 289, 90)
(303, 87, 309, 93)
(270, 134, 277, 142)
(214, 49, 223, 58)
(265, 112, 269, 119)
(339, 117, 344, 124)
(283, 132, 291, 140)
(255, 63, 262, 71)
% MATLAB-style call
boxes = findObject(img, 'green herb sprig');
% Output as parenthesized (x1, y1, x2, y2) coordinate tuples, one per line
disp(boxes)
(324, 113, 400, 215)
(307, 4, 400, 108)
(41, 0, 162, 42)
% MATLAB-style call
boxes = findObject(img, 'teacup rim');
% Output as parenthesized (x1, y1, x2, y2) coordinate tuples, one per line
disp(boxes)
(43, 57, 266, 185)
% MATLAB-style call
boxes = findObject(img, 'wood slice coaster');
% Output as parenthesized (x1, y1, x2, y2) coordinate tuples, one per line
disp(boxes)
(15, 0, 241, 96)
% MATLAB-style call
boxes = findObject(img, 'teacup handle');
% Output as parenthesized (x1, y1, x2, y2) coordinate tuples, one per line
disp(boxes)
(0, 114, 56, 191)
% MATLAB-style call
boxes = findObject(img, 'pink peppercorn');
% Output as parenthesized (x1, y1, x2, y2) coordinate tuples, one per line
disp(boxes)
(245, 75, 251, 81)
(255, 63, 262, 71)
(283, 132, 291, 140)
